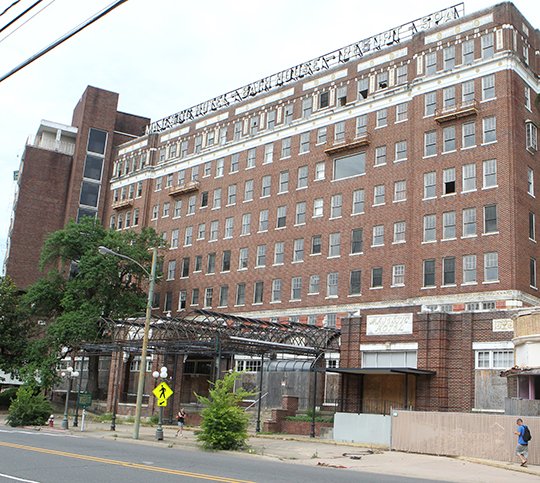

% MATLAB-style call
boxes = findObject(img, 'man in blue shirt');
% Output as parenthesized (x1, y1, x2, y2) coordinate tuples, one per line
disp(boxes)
(514, 418, 528, 467)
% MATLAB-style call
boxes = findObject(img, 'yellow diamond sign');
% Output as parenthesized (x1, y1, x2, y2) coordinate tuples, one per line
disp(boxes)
(153, 381, 173, 406)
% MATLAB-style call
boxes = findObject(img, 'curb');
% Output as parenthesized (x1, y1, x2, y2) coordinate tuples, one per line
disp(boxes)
(456, 456, 540, 477)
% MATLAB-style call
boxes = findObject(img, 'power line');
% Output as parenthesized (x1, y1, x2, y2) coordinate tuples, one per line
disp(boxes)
(0, 0, 129, 84)
(0, 0, 56, 44)
(0, 0, 43, 35)
(0, 0, 21, 17)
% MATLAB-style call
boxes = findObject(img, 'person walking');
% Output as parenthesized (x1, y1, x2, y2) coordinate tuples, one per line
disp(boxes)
(175, 408, 186, 437)
(514, 418, 529, 467)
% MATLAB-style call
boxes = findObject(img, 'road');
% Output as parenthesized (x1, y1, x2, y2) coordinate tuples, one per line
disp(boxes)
(0, 427, 442, 483)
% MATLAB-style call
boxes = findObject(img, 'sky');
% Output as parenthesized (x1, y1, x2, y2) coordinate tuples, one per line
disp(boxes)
(0, 0, 538, 272)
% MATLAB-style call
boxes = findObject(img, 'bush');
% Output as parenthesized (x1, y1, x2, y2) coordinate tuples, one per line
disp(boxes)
(6, 385, 52, 427)
(196, 372, 254, 450)
(0, 387, 18, 410)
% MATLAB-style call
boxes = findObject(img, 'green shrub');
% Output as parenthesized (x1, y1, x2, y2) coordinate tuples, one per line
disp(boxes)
(148, 414, 159, 425)
(285, 414, 334, 423)
(0, 387, 18, 409)
(196, 372, 255, 450)
(6, 385, 52, 427)
(97, 412, 113, 422)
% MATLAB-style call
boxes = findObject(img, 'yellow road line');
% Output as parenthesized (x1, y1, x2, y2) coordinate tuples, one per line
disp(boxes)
(0, 441, 254, 483)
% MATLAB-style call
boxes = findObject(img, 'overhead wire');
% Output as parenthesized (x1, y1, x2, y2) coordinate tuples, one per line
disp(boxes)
(0, 0, 55, 43)
(0, 0, 129, 84)
(0, 0, 21, 17)
(0, 0, 43, 36)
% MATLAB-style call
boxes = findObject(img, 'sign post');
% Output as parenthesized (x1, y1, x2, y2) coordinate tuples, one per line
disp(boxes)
(152, 379, 173, 440)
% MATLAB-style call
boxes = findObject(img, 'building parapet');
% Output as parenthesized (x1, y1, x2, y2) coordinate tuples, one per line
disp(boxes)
(26, 135, 75, 156)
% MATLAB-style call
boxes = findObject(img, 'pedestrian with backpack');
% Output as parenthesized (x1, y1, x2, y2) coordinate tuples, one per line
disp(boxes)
(514, 418, 531, 467)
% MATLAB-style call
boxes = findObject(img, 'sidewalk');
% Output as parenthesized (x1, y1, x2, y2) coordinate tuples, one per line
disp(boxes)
(34, 418, 540, 482)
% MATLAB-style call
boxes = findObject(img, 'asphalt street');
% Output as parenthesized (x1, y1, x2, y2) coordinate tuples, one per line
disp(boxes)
(0, 427, 443, 483)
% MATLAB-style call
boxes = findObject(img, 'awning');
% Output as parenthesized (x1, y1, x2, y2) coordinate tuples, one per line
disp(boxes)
(326, 367, 436, 376)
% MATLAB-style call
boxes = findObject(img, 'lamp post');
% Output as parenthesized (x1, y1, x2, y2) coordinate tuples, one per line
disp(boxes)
(60, 366, 80, 430)
(152, 366, 168, 441)
(72, 355, 85, 427)
(98, 245, 158, 440)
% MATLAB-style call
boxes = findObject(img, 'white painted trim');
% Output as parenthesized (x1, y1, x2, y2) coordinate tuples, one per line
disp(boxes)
(424, 14, 494, 44)
(196, 112, 229, 130)
(472, 341, 514, 350)
(302, 69, 348, 91)
(235, 88, 295, 115)
(360, 342, 418, 351)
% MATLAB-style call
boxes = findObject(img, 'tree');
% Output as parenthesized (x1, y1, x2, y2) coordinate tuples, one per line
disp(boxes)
(21, 217, 162, 393)
(196, 371, 255, 450)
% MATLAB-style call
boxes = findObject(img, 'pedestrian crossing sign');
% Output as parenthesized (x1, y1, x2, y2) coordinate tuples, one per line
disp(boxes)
(153, 381, 173, 406)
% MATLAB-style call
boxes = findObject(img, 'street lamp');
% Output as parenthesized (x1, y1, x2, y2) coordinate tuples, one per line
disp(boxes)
(152, 366, 168, 441)
(60, 366, 80, 430)
(98, 245, 158, 440)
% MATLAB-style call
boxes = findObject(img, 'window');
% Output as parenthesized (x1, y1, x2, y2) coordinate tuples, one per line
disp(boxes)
(181, 257, 190, 278)
(266, 111, 276, 130)
(206, 131, 215, 148)
(193, 135, 202, 154)
(194, 255, 203, 272)
(222, 250, 231, 272)
(475, 349, 513, 369)
(167, 260, 176, 280)
(531, 258, 537, 288)
(462, 39, 474, 64)
(317, 127, 327, 144)
(319, 91, 330, 108)
(297, 165, 308, 189)
(394, 103, 408, 124)
(463, 255, 477, 284)
(392, 265, 405, 286)
(423, 259, 436, 287)
(481, 32, 494, 59)
(276, 205, 287, 228)
(312, 198, 324, 218)
(315, 162, 325, 180)
(528, 167, 535, 196)
(219, 285, 229, 307)
(187, 195, 196, 215)
(309, 275, 320, 294)
(224, 217, 234, 239)
(443, 126, 456, 152)
(238, 247, 248, 269)
(209, 220, 219, 241)
(179, 140, 188, 158)
(279, 171, 289, 193)
(425, 51, 437, 74)
(207, 253, 216, 274)
(191, 165, 199, 181)
(483, 204, 498, 233)
(328, 233, 341, 257)
(443, 257, 456, 285)
(356, 114, 367, 136)
(443, 86, 456, 110)
(191, 288, 199, 306)
(372, 225, 384, 246)
(377, 71, 388, 89)
(216, 158, 224, 177)
(253, 281, 264, 304)
(483, 159, 497, 188)
(311, 235, 322, 255)
(200, 191, 209, 208)
(526, 122, 538, 152)
(484, 252, 499, 282)
(443, 168, 456, 195)
(184, 226, 193, 246)
(482, 116, 496, 144)
(162, 202, 170, 218)
(259, 209, 269, 232)
(357, 78, 369, 99)
(349, 270, 362, 295)
(213, 188, 222, 209)
(423, 214, 436, 242)
(151, 204, 159, 220)
(241, 213, 251, 236)
(235, 283, 246, 305)
(462, 80, 475, 105)
(233, 121, 243, 140)
(351, 228, 363, 254)
(327, 272, 338, 297)
(393, 221, 406, 243)
(352, 189, 365, 214)
(425, 92, 436, 116)
(271, 279, 282, 302)
(371, 267, 383, 288)
(244, 179, 254, 202)
(256, 245, 266, 267)
(334, 121, 345, 142)
(395, 141, 407, 162)
(462, 164, 476, 192)
(424, 172, 436, 199)
(263, 143, 273, 164)
(291, 277, 302, 300)
(293, 238, 304, 262)
(274, 241, 285, 264)
(261, 175, 271, 198)
(525, 86, 531, 111)
(227, 184, 237, 205)
(463, 207, 477, 237)
(373, 185, 385, 206)
(298, 132, 310, 154)
(247, 148, 256, 168)
(283, 104, 293, 125)
(443, 45, 455, 70)
(482, 74, 495, 101)
(393, 180, 406, 202)
(376, 108, 387, 128)
(178, 290, 187, 310)
(133, 208, 139, 226)
(197, 223, 206, 240)
(529, 212, 536, 241)
(333, 152, 365, 180)
(424, 131, 437, 156)
(330, 194, 342, 217)
(230, 153, 239, 172)
(295, 202, 306, 225)
(170, 229, 179, 249)
(396, 64, 407, 85)
(281, 137, 291, 158)
(375, 146, 387, 166)
(462, 122, 476, 148)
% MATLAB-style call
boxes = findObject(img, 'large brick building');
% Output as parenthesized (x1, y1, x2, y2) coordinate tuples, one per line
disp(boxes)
(104, 2, 539, 413)
(4, 86, 149, 288)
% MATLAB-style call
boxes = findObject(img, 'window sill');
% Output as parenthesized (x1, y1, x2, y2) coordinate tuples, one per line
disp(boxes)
(461, 145, 477, 151)
(482, 280, 500, 285)
(482, 232, 499, 236)
(349, 252, 364, 256)
(461, 282, 478, 286)
(369, 286, 383, 290)
(292, 260, 304, 264)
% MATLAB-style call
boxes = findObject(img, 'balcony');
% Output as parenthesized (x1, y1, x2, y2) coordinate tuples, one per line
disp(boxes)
(324, 134, 370, 155)
(434, 100, 478, 123)
(168, 181, 200, 196)
(112, 199, 134, 210)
